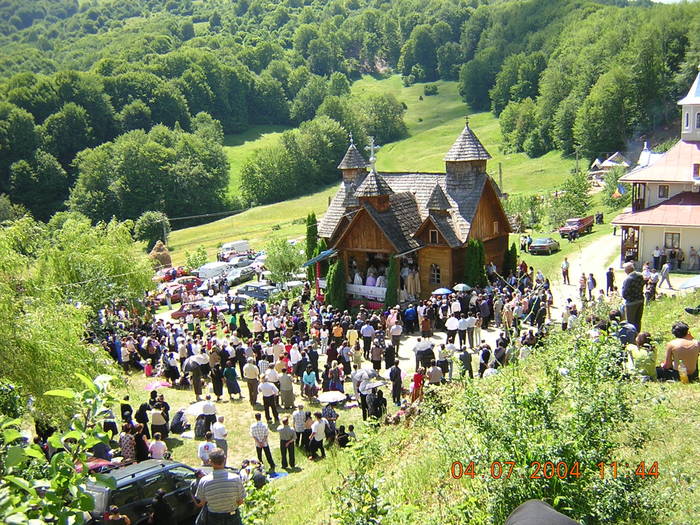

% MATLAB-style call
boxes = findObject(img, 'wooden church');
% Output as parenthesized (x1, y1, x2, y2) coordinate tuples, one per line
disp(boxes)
(318, 121, 511, 302)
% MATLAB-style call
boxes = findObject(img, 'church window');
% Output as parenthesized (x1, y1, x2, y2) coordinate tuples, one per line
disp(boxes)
(430, 264, 441, 284)
(696, 113, 700, 129)
(658, 185, 669, 199)
(686, 112, 690, 128)
(429, 229, 439, 244)
(493, 221, 499, 235)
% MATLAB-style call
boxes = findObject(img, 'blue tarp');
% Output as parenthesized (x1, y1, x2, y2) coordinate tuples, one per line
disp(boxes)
(302, 248, 337, 267)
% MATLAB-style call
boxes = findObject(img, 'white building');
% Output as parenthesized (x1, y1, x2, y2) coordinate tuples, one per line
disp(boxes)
(613, 67, 700, 271)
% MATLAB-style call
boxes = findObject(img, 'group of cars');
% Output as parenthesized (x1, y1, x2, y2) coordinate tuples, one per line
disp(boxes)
(151, 241, 307, 319)
(528, 216, 595, 256)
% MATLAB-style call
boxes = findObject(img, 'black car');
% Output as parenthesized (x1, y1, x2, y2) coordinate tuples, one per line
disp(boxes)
(85, 460, 201, 524)
(528, 237, 561, 255)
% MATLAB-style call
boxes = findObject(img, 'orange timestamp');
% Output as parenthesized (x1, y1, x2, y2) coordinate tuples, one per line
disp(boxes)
(450, 461, 659, 480)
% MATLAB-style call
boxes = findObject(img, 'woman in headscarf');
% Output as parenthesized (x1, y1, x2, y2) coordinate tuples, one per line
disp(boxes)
(237, 315, 251, 339)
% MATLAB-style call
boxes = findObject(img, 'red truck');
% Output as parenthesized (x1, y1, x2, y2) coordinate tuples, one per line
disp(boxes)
(558, 215, 594, 239)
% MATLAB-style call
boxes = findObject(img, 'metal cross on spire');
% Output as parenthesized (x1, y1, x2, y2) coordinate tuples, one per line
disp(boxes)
(349, 131, 354, 145)
(365, 136, 380, 172)
(465, 115, 470, 127)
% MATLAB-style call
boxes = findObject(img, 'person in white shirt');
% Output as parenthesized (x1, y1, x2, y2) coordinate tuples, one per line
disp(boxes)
(450, 299, 461, 315)
(148, 432, 168, 459)
(201, 395, 217, 432)
(198, 432, 216, 465)
(258, 377, 280, 423)
(464, 314, 477, 348)
(211, 416, 228, 458)
(389, 322, 403, 351)
(309, 412, 327, 460)
(445, 314, 459, 344)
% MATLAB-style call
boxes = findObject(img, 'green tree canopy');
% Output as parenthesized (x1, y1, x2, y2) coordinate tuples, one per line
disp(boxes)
(265, 237, 303, 284)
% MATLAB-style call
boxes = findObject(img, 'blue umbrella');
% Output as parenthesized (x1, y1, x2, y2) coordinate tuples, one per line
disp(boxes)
(432, 287, 453, 295)
(679, 275, 700, 290)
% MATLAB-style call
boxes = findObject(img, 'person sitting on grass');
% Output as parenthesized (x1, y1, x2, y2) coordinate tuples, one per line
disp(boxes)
(658, 321, 699, 382)
(625, 332, 657, 381)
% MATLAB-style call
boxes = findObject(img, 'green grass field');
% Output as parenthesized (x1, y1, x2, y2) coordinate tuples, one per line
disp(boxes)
(223, 125, 290, 196)
(167, 187, 336, 265)
(352, 76, 577, 195)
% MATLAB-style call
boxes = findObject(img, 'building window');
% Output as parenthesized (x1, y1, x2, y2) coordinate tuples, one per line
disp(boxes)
(695, 164, 700, 178)
(430, 263, 441, 284)
(658, 184, 669, 199)
(686, 112, 690, 128)
(493, 221, 499, 235)
(429, 229, 439, 244)
(696, 113, 700, 129)
(664, 232, 680, 249)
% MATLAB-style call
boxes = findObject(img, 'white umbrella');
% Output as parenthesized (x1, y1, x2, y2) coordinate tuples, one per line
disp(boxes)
(185, 401, 208, 417)
(365, 380, 388, 390)
(317, 391, 346, 403)
(453, 283, 472, 292)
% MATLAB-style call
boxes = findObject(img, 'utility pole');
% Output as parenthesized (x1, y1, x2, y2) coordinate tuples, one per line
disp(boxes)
(498, 162, 503, 190)
(575, 148, 580, 175)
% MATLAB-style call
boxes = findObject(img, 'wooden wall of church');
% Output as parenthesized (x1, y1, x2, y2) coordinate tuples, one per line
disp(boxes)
(469, 180, 510, 269)
(335, 211, 394, 253)
(418, 246, 453, 297)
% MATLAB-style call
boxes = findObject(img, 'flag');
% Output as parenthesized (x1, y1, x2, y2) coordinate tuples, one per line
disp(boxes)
(616, 183, 626, 194)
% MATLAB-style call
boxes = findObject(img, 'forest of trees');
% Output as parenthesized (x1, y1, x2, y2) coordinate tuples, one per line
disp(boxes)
(1, 0, 699, 224)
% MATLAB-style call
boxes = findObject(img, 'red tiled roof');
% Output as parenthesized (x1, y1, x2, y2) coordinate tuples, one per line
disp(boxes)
(620, 140, 700, 183)
(612, 191, 700, 227)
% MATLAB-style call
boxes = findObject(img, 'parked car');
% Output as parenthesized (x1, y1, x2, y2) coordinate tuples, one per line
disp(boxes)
(152, 266, 187, 283)
(219, 240, 250, 261)
(173, 276, 202, 290)
(236, 282, 279, 301)
(529, 237, 561, 255)
(226, 266, 255, 285)
(558, 215, 594, 238)
(85, 459, 201, 525)
(228, 256, 254, 269)
(155, 284, 185, 305)
(196, 262, 234, 280)
(170, 301, 211, 320)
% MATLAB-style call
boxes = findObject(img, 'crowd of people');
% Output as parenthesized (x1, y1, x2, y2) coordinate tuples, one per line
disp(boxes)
(71, 245, 699, 524)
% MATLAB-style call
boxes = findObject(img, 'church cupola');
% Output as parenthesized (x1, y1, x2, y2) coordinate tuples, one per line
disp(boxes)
(337, 134, 369, 183)
(444, 117, 491, 181)
(679, 65, 700, 143)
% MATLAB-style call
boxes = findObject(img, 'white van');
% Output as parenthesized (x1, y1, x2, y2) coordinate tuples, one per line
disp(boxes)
(219, 240, 250, 260)
(196, 262, 234, 280)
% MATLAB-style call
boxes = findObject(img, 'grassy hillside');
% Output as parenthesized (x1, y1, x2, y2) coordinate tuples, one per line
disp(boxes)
(223, 125, 290, 196)
(353, 76, 576, 195)
(167, 186, 336, 265)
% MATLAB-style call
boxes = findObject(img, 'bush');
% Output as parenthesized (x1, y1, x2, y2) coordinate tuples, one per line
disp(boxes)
(427, 323, 658, 523)
(185, 245, 208, 270)
(423, 84, 438, 96)
(134, 210, 170, 251)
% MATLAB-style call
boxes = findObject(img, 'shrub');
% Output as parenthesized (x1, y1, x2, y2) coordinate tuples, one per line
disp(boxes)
(423, 84, 439, 96)
(185, 245, 208, 270)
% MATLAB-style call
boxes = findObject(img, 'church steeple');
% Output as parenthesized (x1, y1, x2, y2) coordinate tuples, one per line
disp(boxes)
(444, 117, 491, 180)
(337, 133, 369, 182)
(679, 65, 700, 143)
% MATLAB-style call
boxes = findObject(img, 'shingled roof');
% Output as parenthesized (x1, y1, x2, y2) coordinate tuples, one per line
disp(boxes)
(354, 170, 394, 197)
(444, 123, 491, 162)
(337, 143, 369, 170)
(425, 184, 451, 210)
(318, 170, 490, 243)
(362, 193, 422, 254)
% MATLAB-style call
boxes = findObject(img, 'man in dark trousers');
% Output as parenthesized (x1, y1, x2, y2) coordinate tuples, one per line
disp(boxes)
(478, 344, 492, 378)
(388, 360, 402, 406)
(606, 267, 615, 295)
(458, 347, 473, 379)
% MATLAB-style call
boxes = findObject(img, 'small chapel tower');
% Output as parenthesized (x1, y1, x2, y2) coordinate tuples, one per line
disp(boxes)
(444, 117, 492, 183)
(679, 65, 700, 143)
